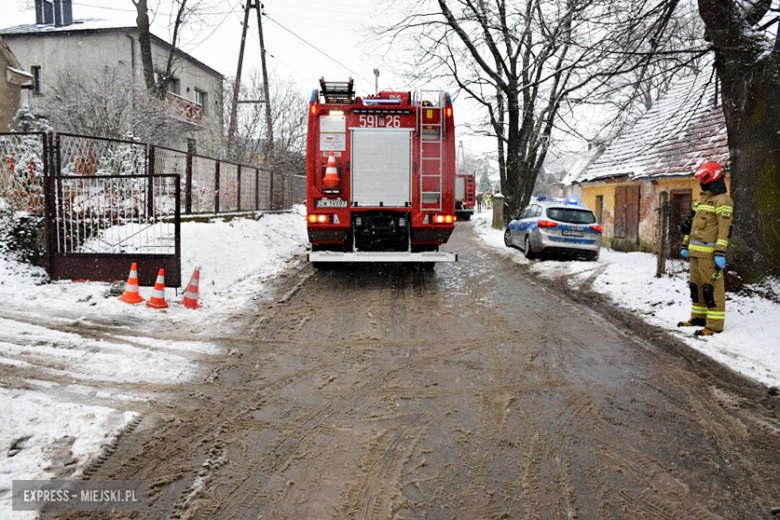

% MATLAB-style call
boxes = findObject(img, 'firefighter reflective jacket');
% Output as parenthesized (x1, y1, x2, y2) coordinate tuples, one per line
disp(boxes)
(682, 192, 734, 259)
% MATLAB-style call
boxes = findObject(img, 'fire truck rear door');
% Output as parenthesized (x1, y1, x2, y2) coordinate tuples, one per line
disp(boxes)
(350, 128, 413, 207)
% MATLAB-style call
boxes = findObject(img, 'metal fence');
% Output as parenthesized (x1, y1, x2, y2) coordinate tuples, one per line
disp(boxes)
(0, 131, 299, 286)
(47, 134, 180, 285)
(151, 145, 295, 215)
(656, 196, 688, 278)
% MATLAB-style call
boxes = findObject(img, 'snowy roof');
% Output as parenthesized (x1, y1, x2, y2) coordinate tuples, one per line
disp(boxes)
(574, 70, 729, 184)
(0, 19, 223, 79)
(0, 18, 133, 36)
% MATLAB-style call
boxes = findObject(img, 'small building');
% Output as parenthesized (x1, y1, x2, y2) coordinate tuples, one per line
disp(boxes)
(569, 71, 730, 255)
(0, 35, 33, 130)
(0, 0, 224, 152)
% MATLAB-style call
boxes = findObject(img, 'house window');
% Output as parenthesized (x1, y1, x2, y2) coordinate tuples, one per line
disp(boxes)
(167, 77, 180, 95)
(595, 195, 604, 223)
(194, 89, 207, 114)
(31, 66, 43, 95)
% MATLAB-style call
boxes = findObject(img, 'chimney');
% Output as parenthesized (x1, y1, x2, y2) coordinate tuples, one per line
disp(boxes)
(54, 0, 73, 27)
(35, 0, 54, 25)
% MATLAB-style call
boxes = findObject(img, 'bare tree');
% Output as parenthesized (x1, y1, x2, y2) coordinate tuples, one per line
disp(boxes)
(131, 0, 204, 98)
(373, 0, 705, 220)
(223, 73, 307, 174)
(696, 0, 780, 281)
(47, 66, 177, 143)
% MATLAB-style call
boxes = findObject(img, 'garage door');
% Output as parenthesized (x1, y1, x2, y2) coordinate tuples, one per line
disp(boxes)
(351, 128, 412, 207)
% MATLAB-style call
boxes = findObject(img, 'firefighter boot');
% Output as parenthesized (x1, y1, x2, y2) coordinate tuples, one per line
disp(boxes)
(680, 259, 708, 327)
(695, 327, 721, 337)
(678, 318, 706, 327)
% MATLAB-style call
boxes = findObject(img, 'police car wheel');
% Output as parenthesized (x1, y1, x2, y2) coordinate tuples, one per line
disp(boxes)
(504, 228, 513, 248)
(524, 236, 537, 260)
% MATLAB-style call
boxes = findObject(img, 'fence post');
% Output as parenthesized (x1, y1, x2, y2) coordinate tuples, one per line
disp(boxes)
(175, 175, 182, 286)
(185, 152, 193, 215)
(237, 164, 242, 212)
(214, 161, 221, 214)
(656, 192, 669, 277)
(492, 193, 505, 230)
(269, 170, 275, 210)
(255, 168, 260, 211)
(147, 144, 155, 219)
(43, 133, 57, 273)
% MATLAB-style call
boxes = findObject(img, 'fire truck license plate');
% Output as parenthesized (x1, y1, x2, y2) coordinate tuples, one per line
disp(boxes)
(316, 199, 348, 208)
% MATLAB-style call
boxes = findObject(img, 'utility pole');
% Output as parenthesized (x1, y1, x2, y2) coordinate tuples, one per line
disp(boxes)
(373, 68, 379, 94)
(227, 1, 253, 158)
(256, 2, 274, 160)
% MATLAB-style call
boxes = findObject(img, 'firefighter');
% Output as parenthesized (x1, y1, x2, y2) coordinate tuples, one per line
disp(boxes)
(677, 162, 733, 336)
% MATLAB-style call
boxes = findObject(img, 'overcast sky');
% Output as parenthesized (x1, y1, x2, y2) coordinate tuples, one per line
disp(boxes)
(1, 0, 499, 160)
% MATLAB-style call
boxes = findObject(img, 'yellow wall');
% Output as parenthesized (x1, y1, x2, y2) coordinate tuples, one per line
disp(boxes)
(579, 175, 731, 251)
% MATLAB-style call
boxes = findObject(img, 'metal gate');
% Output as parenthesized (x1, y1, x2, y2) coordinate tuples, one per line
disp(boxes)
(46, 134, 181, 287)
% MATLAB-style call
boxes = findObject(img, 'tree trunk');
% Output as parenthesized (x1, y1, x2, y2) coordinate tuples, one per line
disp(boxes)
(717, 56, 780, 281)
(133, 0, 156, 92)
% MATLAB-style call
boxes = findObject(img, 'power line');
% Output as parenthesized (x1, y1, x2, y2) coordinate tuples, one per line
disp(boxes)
(188, 0, 243, 52)
(231, 9, 315, 84)
(263, 14, 373, 84)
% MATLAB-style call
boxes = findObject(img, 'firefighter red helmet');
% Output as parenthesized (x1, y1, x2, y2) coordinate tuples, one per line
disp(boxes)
(694, 162, 724, 184)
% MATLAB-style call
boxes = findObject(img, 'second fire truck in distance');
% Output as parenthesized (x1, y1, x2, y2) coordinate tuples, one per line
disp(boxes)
(305, 78, 458, 266)
(455, 171, 476, 221)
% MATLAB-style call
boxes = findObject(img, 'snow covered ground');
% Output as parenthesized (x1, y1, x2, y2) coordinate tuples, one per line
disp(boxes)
(0, 207, 309, 518)
(472, 209, 780, 390)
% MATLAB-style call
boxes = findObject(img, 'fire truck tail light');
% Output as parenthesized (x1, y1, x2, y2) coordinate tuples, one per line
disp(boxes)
(432, 214, 456, 224)
(310, 104, 317, 115)
(446, 107, 452, 117)
(307, 214, 331, 224)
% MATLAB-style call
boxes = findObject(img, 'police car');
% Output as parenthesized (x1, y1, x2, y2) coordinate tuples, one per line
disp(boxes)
(504, 197, 602, 260)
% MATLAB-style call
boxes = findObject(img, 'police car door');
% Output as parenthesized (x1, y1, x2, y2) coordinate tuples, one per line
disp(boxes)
(511, 206, 530, 243)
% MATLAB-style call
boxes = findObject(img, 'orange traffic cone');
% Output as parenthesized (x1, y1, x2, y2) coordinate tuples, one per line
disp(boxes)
(118, 263, 145, 304)
(178, 268, 202, 309)
(146, 269, 169, 309)
(322, 151, 340, 192)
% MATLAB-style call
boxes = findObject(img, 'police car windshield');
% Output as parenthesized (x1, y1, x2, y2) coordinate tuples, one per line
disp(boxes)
(547, 208, 596, 224)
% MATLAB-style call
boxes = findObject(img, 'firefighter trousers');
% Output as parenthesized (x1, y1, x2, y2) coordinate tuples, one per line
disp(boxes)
(689, 256, 726, 331)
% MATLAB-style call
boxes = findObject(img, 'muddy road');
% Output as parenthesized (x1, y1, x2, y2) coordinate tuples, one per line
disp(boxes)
(59, 223, 780, 520)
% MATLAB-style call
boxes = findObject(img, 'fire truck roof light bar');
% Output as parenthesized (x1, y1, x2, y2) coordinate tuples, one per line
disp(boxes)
(362, 99, 403, 106)
(308, 251, 458, 263)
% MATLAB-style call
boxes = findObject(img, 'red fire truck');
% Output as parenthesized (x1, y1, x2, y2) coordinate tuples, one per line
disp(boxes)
(305, 78, 458, 266)
(455, 171, 476, 221)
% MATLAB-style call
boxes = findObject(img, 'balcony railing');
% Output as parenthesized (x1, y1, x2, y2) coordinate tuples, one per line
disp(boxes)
(166, 91, 203, 125)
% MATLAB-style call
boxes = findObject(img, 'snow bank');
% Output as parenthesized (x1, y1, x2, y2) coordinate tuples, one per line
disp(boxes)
(0, 206, 308, 326)
(472, 209, 780, 389)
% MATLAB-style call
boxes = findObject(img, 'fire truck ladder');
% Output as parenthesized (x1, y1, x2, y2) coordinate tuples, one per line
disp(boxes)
(417, 91, 445, 212)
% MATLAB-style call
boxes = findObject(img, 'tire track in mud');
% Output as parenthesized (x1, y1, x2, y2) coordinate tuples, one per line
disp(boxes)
(50, 225, 780, 520)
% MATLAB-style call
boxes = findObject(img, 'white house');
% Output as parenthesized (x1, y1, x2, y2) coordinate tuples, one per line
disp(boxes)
(0, 0, 224, 152)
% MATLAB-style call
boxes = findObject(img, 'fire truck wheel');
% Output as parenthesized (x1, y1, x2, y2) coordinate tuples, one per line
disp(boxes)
(422, 262, 436, 271)
(462, 213, 471, 221)
(312, 262, 332, 270)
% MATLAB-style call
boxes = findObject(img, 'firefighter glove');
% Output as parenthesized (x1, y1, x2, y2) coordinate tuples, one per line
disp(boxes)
(680, 211, 694, 235)
(680, 248, 689, 259)
(715, 255, 726, 270)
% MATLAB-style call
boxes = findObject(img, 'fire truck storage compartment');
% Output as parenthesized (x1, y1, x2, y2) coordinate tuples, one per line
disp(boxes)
(455, 176, 465, 200)
(350, 128, 412, 208)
